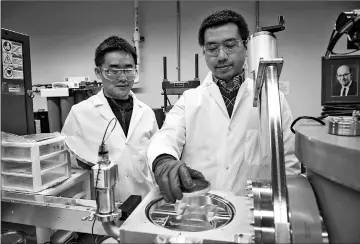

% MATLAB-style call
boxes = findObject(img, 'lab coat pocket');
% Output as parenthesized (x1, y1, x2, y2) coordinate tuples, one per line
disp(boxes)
(137, 153, 149, 177)
(245, 130, 261, 166)
(135, 137, 151, 178)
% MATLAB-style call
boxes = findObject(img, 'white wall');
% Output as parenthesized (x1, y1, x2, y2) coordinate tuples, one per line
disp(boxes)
(1, 1, 358, 119)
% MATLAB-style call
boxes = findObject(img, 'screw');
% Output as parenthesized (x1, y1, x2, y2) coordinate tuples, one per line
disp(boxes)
(249, 207, 254, 211)
(246, 194, 254, 199)
(234, 234, 244, 243)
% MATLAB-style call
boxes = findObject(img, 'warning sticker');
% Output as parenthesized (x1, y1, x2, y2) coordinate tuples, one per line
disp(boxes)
(13, 69, 24, 79)
(3, 67, 13, 78)
(2, 40, 12, 52)
(12, 57, 23, 66)
(2, 39, 24, 80)
(3, 53, 13, 65)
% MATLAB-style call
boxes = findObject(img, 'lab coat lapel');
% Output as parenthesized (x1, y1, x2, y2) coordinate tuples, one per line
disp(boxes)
(96, 91, 117, 121)
(95, 89, 126, 139)
(203, 72, 228, 117)
(126, 91, 143, 141)
(231, 78, 250, 119)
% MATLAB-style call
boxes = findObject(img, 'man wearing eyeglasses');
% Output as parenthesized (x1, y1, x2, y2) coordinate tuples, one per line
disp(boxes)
(62, 36, 158, 202)
(147, 10, 300, 203)
(332, 65, 358, 97)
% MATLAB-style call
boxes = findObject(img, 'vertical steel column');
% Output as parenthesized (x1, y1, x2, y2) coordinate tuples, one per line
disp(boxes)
(264, 65, 290, 243)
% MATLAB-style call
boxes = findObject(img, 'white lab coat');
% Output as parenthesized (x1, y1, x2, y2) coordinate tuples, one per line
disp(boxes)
(62, 89, 158, 202)
(147, 72, 300, 196)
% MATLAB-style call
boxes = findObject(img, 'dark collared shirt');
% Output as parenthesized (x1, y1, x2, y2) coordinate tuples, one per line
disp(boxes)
(105, 95, 133, 137)
(213, 71, 245, 118)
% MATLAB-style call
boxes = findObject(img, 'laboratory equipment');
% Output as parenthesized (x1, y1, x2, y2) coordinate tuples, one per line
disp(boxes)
(162, 54, 200, 113)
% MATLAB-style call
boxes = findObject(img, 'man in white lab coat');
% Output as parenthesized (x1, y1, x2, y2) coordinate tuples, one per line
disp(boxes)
(62, 36, 158, 202)
(147, 10, 300, 203)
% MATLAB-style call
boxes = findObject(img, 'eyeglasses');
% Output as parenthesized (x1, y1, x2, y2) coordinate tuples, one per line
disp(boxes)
(203, 39, 244, 57)
(337, 73, 350, 78)
(99, 67, 137, 81)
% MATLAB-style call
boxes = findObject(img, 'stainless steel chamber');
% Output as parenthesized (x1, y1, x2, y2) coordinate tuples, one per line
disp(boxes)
(119, 189, 255, 243)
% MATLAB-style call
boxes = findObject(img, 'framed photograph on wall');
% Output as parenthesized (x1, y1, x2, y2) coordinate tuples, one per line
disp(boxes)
(321, 55, 360, 105)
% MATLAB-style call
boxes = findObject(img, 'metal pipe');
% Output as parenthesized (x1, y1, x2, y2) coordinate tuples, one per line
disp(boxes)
(133, 0, 140, 84)
(102, 221, 121, 242)
(256, 1, 260, 32)
(195, 54, 199, 80)
(264, 65, 290, 243)
(176, 0, 181, 81)
(163, 56, 167, 80)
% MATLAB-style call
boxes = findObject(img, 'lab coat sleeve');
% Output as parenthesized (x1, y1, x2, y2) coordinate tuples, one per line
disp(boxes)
(61, 109, 82, 168)
(280, 93, 301, 175)
(147, 95, 186, 170)
(61, 108, 98, 168)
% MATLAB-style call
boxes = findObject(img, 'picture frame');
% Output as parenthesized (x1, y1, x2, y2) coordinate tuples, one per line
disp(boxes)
(321, 55, 360, 105)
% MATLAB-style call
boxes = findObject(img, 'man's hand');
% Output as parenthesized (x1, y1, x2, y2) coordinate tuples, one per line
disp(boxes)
(153, 158, 205, 203)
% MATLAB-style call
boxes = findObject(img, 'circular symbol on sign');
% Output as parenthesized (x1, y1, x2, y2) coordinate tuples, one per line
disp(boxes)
(4, 67, 13, 78)
(3, 41, 12, 52)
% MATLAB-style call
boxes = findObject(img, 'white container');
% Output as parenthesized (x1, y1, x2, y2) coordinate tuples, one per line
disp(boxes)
(1, 132, 71, 192)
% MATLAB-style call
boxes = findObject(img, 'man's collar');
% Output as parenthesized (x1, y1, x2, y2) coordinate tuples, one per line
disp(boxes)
(213, 69, 245, 89)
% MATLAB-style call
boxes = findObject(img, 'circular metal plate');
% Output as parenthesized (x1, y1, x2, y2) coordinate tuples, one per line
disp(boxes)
(146, 193, 234, 232)
(1, 231, 26, 244)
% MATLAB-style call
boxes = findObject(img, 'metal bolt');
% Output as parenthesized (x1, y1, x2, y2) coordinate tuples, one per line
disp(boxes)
(246, 193, 254, 199)
(246, 180, 252, 186)
(245, 185, 252, 191)
(249, 207, 254, 211)
(234, 233, 244, 243)
(252, 235, 255, 241)
(250, 222, 255, 226)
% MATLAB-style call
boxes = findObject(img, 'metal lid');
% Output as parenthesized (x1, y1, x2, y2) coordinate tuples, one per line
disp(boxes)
(328, 115, 360, 136)
(182, 179, 211, 197)
(1, 231, 26, 244)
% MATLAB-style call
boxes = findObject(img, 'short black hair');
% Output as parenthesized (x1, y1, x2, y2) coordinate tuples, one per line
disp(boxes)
(198, 10, 249, 47)
(94, 36, 137, 67)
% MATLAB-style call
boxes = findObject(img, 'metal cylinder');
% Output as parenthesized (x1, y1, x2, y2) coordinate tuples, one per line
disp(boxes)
(47, 97, 61, 132)
(195, 53, 199, 80)
(60, 96, 75, 127)
(247, 31, 278, 78)
(163, 57, 167, 80)
(97, 188, 116, 215)
(93, 162, 119, 215)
